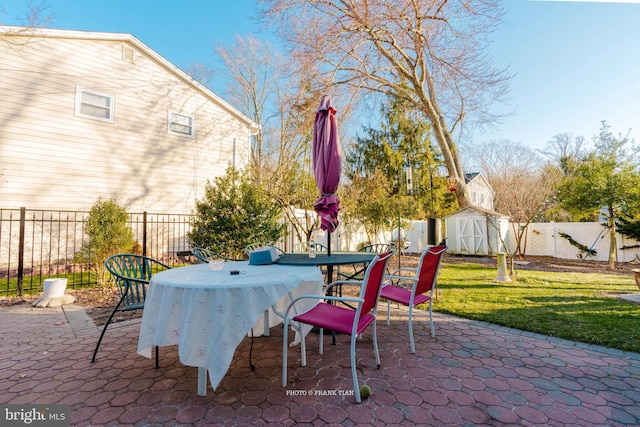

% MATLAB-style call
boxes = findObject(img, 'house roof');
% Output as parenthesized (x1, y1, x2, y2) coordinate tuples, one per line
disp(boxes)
(464, 172, 480, 184)
(463, 172, 496, 196)
(444, 205, 510, 219)
(0, 26, 261, 134)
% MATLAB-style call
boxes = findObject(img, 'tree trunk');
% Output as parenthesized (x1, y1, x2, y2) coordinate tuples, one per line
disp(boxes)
(608, 212, 616, 271)
(423, 102, 472, 209)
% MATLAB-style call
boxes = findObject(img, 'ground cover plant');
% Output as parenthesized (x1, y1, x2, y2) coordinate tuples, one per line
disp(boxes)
(434, 262, 640, 353)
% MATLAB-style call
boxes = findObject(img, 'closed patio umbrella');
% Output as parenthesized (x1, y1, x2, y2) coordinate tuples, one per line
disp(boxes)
(312, 95, 342, 255)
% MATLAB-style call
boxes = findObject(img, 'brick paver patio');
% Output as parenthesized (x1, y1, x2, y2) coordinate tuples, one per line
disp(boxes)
(1, 301, 639, 426)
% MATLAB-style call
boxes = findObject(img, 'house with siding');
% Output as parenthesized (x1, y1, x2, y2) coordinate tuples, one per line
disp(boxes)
(0, 26, 259, 214)
(464, 172, 495, 211)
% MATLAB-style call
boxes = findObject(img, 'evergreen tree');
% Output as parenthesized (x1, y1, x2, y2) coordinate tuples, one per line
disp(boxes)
(558, 121, 640, 269)
(188, 166, 286, 259)
(345, 95, 456, 219)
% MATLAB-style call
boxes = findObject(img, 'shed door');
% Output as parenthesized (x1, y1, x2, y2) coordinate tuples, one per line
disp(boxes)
(457, 218, 487, 255)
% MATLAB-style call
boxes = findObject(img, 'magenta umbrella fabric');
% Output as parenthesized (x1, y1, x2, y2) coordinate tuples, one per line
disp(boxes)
(312, 95, 342, 234)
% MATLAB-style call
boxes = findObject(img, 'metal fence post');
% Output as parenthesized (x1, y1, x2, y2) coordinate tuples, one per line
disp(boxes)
(17, 207, 26, 296)
(143, 211, 147, 257)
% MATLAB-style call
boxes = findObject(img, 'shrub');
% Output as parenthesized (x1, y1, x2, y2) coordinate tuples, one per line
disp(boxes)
(188, 166, 286, 259)
(76, 198, 136, 287)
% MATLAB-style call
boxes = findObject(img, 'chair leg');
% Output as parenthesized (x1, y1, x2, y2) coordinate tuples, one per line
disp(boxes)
(408, 305, 416, 354)
(350, 333, 361, 403)
(386, 300, 391, 325)
(373, 320, 380, 368)
(300, 325, 307, 367)
(91, 293, 127, 362)
(319, 328, 324, 355)
(282, 318, 290, 387)
(155, 345, 159, 368)
(429, 299, 435, 337)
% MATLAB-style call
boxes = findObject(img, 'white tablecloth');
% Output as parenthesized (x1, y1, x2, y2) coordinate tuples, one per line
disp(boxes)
(136, 261, 323, 392)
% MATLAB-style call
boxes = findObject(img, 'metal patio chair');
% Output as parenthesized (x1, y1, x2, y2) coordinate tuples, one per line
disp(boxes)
(380, 245, 447, 353)
(191, 247, 242, 263)
(244, 242, 285, 256)
(292, 241, 328, 254)
(282, 250, 394, 403)
(91, 254, 171, 366)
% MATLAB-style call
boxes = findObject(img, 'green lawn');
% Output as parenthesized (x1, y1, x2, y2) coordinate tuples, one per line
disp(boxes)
(433, 263, 640, 354)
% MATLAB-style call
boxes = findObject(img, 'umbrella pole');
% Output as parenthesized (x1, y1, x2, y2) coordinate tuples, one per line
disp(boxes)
(326, 231, 338, 345)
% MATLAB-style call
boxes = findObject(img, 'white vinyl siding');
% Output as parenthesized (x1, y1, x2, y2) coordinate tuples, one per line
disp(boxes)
(0, 31, 254, 214)
(466, 175, 495, 211)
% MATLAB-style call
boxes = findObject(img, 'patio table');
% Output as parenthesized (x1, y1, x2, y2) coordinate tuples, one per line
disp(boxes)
(136, 261, 323, 396)
(275, 251, 376, 282)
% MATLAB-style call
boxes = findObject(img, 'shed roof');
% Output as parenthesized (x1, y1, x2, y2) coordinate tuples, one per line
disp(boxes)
(444, 205, 510, 219)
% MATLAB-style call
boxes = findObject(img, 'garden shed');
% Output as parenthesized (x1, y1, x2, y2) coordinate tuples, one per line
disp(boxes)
(444, 206, 510, 256)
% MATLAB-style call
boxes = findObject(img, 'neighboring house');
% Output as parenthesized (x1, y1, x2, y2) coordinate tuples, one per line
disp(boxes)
(464, 172, 495, 211)
(0, 26, 259, 214)
(444, 206, 509, 256)
(441, 172, 504, 255)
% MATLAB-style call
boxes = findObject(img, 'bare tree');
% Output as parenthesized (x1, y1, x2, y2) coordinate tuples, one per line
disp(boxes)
(183, 62, 218, 89)
(215, 35, 283, 174)
(539, 133, 586, 176)
(0, 1, 54, 41)
(215, 35, 325, 242)
(259, 0, 511, 209)
(475, 140, 563, 268)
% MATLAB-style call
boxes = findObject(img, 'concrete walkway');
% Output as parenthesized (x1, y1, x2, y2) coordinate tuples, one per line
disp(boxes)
(1, 302, 639, 426)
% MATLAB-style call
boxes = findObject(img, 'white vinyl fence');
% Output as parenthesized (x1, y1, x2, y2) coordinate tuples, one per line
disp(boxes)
(318, 217, 640, 263)
(505, 222, 640, 263)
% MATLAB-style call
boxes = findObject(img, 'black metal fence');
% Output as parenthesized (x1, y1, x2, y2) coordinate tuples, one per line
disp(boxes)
(0, 208, 196, 295)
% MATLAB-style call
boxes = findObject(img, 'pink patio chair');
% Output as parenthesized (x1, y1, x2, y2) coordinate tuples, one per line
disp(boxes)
(282, 250, 394, 403)
(380, 245, 446, 353)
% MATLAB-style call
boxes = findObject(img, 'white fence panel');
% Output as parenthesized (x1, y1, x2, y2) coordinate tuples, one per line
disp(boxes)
(513, 222, 640, 262)
(289, 214, 640, 263)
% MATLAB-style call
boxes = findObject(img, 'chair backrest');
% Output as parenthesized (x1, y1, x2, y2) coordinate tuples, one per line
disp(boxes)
(191, 247, 238, 263)
(292, 241, 328, 253)
(415, 246, 447, 295)
(359, 250, 394, 317)
(191, 247, 214, 263)
(244, 242, 285, 256)
(360, 243, 392, 254)
(105, 254, 171, 308)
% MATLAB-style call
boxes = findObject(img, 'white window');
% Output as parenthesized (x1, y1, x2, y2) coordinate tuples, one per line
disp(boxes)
(168, 111, 195, 137)
(75, 87, 114, 122)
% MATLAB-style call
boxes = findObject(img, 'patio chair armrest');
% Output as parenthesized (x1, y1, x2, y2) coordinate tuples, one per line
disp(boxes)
(283, 294, 363, 320)
(114, 275, 151, 286)
(325, 280, 363, 294)
(384, 274, 417, 286)
(324, 280, 364, 295)
(385, 274, 416, 281)
(388, 267, 417, 275)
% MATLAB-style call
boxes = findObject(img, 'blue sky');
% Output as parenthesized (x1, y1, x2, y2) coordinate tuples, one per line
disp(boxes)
(479, 0, 640, 150)
(1, 0, 639, 151)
